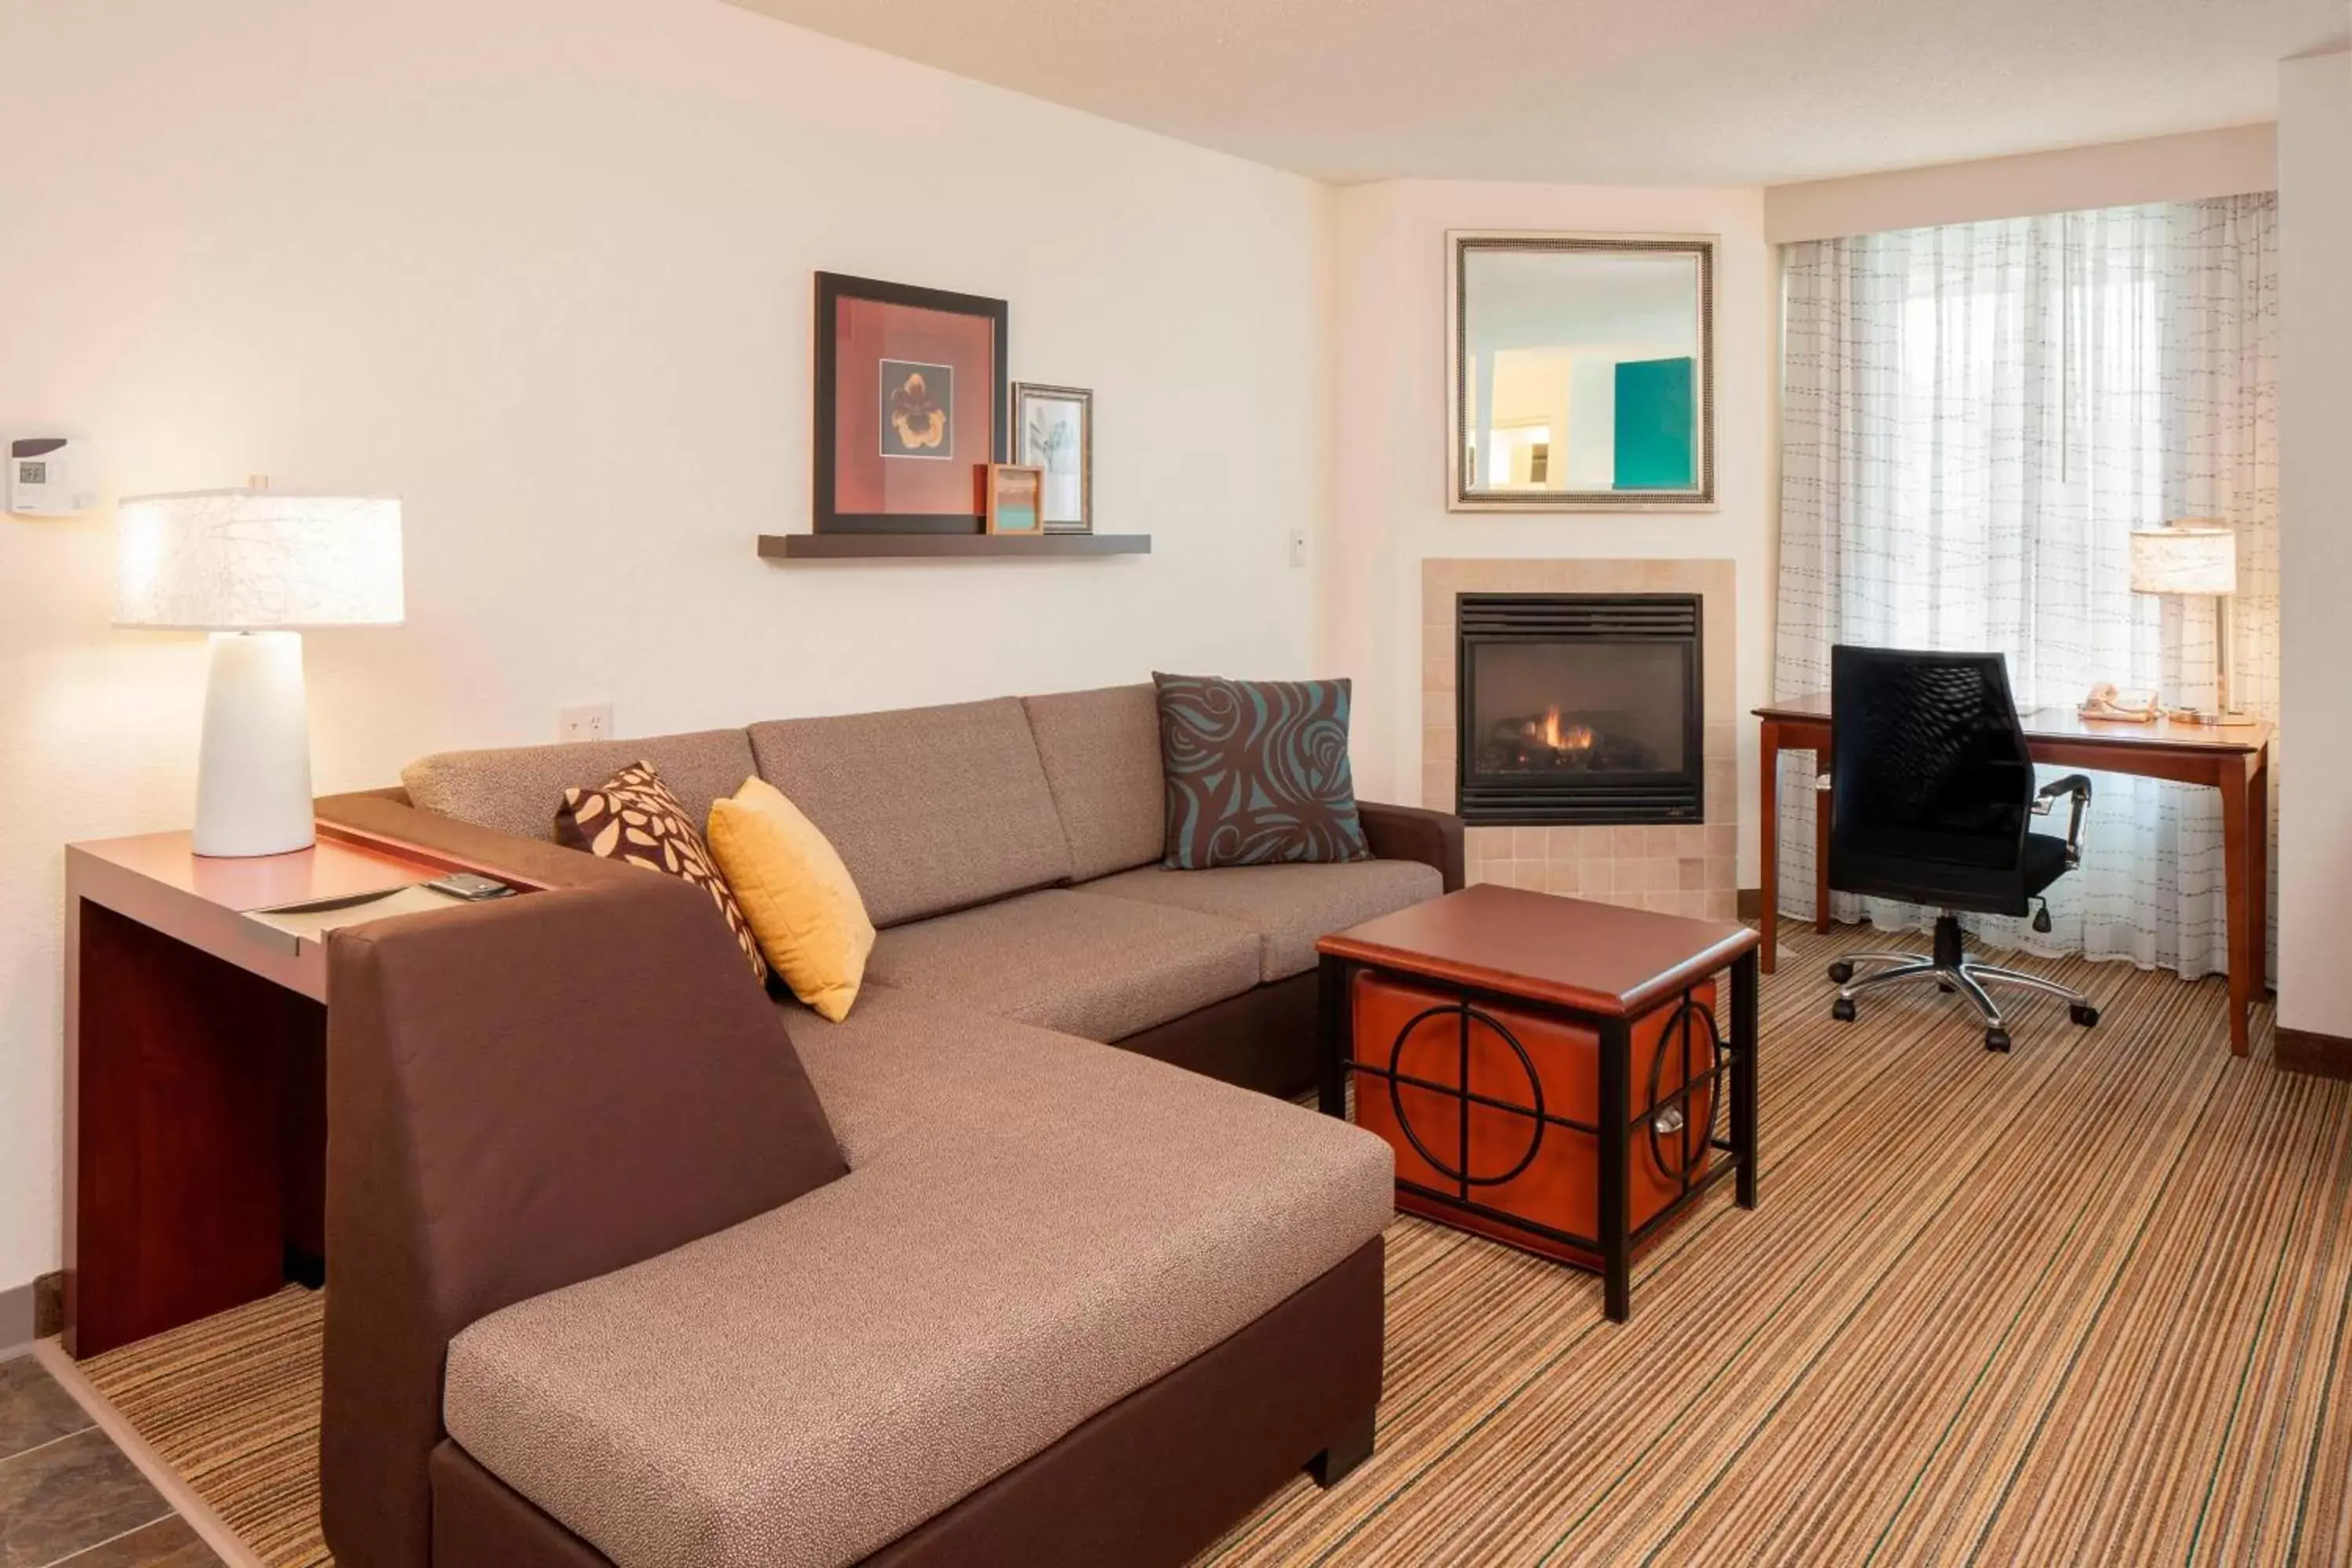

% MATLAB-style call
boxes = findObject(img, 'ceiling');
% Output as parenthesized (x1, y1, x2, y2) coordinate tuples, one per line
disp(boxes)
(723, 0, 2347, 187)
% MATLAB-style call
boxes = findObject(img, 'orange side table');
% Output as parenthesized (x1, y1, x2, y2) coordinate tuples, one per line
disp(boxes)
(1317, 884, 1759, 1323)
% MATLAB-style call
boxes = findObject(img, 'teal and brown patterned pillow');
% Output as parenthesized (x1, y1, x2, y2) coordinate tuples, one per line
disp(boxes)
(1153, 673, 1372, 870)
(554, 760, 769, 984)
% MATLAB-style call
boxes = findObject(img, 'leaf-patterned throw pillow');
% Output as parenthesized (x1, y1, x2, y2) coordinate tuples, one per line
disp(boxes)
(554, 760, 769, 984)
(1153, 673, 1372, 870)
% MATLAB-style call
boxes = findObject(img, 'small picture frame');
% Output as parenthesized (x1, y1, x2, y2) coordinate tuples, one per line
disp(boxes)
(979, 463, 1045, 535)
(1012, 383, 1093, 533)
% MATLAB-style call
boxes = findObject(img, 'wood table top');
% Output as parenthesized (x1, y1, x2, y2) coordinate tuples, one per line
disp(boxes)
(1755, 692, 2273, 755)
(65, 829, 441, 913)
(1316, 884, 1758, 1019)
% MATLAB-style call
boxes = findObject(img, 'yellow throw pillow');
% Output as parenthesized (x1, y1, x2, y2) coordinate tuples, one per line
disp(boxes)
(706, 777, 876, 1022)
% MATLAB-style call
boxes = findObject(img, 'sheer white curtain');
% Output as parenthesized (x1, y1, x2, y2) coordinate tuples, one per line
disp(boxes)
(1775, 194, 2278, 980)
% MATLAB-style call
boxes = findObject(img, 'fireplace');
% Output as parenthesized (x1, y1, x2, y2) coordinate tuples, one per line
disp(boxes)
(1455, 593, 1703, 825)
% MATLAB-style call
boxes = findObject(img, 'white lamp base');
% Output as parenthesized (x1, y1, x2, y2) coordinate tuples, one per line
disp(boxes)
(194, 630, 316, 858)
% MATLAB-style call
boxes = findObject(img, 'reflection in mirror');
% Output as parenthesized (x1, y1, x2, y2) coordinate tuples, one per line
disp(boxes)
(1450, 235, 1714, 510)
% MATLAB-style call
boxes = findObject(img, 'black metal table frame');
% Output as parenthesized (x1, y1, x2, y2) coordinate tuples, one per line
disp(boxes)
(1317, 949, 1759, 1323)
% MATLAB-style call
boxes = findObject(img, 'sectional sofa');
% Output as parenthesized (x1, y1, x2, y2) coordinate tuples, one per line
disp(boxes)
(311, 684, 1465, 1568)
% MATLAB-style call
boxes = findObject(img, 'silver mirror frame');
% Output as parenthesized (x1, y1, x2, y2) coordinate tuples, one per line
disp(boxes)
(1446, 230, 1717, 513)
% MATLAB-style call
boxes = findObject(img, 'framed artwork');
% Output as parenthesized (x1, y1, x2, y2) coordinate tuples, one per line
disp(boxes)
(814, 272, 1008, 532)
(1446, 231, 1716, 512)
(1012, 383, 1093, 533)
(981, 464, 1044, 535)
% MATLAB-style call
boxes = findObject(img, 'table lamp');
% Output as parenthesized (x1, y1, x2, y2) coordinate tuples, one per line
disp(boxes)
(2129, 520, 2249, 727)
(115, 485, 404, 857)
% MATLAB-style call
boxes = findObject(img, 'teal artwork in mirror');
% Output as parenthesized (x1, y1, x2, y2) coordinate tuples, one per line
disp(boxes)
(1448, 231, 1715, 511)
(1613, 356, 1697, 489)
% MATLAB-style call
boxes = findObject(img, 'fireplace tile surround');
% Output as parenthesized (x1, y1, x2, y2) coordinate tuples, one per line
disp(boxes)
(1421, 558, 1737, 920)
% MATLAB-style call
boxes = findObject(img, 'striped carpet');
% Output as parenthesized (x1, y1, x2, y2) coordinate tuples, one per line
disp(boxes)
(78, 922, 2352, 1566)
(79, 1283, 327, 1566)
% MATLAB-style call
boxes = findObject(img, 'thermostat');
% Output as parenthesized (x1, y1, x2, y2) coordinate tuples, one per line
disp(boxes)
(9, 437, 97, 516)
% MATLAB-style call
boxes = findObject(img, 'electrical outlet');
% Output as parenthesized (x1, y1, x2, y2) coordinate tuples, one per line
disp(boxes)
(1287, 528, 1308, 568)
(557, 703, 612, 744)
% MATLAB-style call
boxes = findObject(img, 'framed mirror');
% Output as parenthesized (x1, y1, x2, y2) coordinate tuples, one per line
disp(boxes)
(1448, 231, 1715, 511)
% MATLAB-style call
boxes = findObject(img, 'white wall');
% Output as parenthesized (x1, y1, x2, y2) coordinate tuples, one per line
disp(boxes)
(1318, 180, 1773, 871)
(2276, 51, 2352, 1036)
(0, 0, 1329, 1292)
(1765, 123, 2280, 244)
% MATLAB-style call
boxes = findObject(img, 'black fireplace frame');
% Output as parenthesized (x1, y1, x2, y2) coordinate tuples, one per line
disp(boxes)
(1454, 593, 1704, 826)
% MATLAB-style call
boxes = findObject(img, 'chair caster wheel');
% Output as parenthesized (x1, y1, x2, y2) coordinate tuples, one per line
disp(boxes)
(1985, 1026, 2012, 1053)
(2070, 1004, 2100, 1027)
(1827, 960, 1854, 985)
(1831, 996, 1857, 1022)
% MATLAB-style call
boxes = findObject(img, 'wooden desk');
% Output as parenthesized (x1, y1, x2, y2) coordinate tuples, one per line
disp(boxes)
(1755, 695, 2272, 1056)
(62, 826, 521, 1357)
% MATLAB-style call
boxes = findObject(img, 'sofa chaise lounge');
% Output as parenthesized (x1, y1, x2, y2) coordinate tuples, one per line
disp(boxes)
(312, 684, 1464, 1568)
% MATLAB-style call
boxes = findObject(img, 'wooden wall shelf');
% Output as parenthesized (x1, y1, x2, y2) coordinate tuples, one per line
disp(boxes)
(759, 533, 1151, 561)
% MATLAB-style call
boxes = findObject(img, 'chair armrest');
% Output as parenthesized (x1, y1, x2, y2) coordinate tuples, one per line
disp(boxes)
(1358, 800, 1465, 893)
(2033, 773, 2094, 863)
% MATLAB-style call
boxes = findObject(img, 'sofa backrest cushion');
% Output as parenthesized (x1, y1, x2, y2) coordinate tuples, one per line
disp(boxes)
(749, 698, 1073, 928)
(1021, 684, 1167, 884)
(401, 730, 757, 844)
(318, 874, 844, 1568)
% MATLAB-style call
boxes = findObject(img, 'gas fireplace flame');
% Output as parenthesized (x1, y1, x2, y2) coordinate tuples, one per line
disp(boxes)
(1538, 708, 1595, 752)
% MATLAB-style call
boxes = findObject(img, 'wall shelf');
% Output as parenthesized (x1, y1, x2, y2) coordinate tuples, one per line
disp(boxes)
(758, 533, 1151, 561)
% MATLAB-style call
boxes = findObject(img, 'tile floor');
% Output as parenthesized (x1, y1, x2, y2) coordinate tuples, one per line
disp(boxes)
(0, 1354, 219, 1568)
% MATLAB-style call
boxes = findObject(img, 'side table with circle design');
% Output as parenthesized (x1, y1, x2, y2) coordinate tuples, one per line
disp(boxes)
(1316, 884, 1760, 1323)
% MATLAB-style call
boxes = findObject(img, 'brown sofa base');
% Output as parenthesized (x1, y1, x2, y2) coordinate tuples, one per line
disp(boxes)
(433, 1443, 609, 1568)
(1115, 970, 1320, 1101)
(429, 1236, 1385, 1568)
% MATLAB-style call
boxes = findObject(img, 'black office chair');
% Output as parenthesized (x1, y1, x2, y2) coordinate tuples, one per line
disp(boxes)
(1823, 645, 2100, 1051)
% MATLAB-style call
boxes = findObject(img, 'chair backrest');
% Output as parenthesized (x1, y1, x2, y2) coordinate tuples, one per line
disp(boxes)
(1828, 646, 2034, 902)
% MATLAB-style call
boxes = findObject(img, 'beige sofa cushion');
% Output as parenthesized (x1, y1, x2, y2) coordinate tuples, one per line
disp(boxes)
(402, 731, 757, 844)
(1080, 860, 1445, 982)
(749, 699, 1072, 929)
(1019, 684, 1164, 883)
(863, 889, 1258, 1041)
(443, 989, 1393, 1568)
